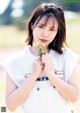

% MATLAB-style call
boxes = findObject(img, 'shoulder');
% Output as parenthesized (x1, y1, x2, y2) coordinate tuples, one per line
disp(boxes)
(10, 46, 30, 59)
(50, 48, 80, 64)
(9, 46, 29, 59)
(1, 46, 30, 66)
(62, 48, 80, 81)
(50, 48, 80, 58)
(62, 48, 80, 61)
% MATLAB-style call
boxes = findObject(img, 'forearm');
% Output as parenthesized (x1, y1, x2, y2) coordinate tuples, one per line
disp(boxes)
(6, 74, 38, 111)
(48, 72, 79, 102)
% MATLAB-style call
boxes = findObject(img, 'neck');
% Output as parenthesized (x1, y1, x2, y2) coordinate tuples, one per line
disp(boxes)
(29, 45, 49, 57)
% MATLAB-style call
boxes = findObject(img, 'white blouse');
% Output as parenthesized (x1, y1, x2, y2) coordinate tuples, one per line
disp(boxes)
(2, 46, 80, 113)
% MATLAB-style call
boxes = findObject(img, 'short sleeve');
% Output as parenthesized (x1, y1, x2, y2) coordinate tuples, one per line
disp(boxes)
(64, 49, 80, 82)
(1, 53, 26, 87)
(1, 46, 34, 87)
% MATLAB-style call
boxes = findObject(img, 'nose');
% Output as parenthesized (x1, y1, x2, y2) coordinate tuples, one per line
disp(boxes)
(42, 30, 49, 37)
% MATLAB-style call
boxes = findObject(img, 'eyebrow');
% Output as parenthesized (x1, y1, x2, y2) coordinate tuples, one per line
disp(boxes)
(38, 23, 57, 29)
(37, 23, 45, 26)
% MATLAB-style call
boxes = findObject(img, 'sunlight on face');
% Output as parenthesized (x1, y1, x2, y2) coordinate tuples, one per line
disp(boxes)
(32, 16, 58, 47)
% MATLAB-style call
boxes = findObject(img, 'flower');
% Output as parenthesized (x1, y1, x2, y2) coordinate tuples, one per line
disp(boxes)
(33, 40, 46, 58)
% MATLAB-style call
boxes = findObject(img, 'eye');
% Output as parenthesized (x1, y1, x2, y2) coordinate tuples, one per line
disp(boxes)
(50, 28, 54, 31)
(38, 25, 44, 28)
(50, 28, 56, 31)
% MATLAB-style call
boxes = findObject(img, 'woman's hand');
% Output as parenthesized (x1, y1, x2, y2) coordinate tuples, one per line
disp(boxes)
(32, 57, 43, 77)
(42, 54, 53, 76)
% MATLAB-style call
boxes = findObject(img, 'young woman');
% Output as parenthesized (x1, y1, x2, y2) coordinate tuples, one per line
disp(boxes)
(2, 3, 80, 113)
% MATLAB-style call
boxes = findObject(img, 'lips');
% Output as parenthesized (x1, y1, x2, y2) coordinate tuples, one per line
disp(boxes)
(40, 39, 48, 43)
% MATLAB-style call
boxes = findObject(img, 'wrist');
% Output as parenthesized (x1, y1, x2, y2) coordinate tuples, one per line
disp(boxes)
(32, 72, 40, 78)
(45, 69, 53, 77)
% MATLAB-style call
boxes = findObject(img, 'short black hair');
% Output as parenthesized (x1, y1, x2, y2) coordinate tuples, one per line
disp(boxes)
(26, 3, 66, 54)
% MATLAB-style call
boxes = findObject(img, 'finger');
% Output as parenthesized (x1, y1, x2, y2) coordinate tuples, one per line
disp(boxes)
(42, 57, 46, 63)
(37, 57, 42, 62)
(41, 65, 44, 70)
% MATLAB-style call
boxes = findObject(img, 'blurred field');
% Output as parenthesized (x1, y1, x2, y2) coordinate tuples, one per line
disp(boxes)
(0, 14, 80, 50)
(0, 14, 80, 113)
(0, 26, 26, 48)
(66, 15, 80, 52)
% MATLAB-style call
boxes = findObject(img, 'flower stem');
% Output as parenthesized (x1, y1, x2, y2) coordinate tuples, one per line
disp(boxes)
(38, 48, 45, 58)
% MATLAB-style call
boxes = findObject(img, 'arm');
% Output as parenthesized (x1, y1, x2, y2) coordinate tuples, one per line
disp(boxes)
(6, 73, 38, 111)
(48, 65, 79, 102)
(42, 54, 80, 102)
(6, 58, 43, 111)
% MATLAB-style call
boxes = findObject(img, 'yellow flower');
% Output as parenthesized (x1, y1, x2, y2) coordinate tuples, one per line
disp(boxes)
(41, 43, 46, 47)
(33, 40, 46, 58)
(33, 41, 39, 46)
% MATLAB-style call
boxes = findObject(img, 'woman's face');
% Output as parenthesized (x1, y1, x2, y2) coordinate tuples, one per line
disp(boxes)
(32, 16, 58, 48)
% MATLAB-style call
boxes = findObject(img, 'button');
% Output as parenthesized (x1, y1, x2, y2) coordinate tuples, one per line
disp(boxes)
(24, 73, 31, 78)
(24, 75, 28, 78)
(71, 110, 74, 113)
(53, 85, 56, 88)
(37, 87, 40, 91)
